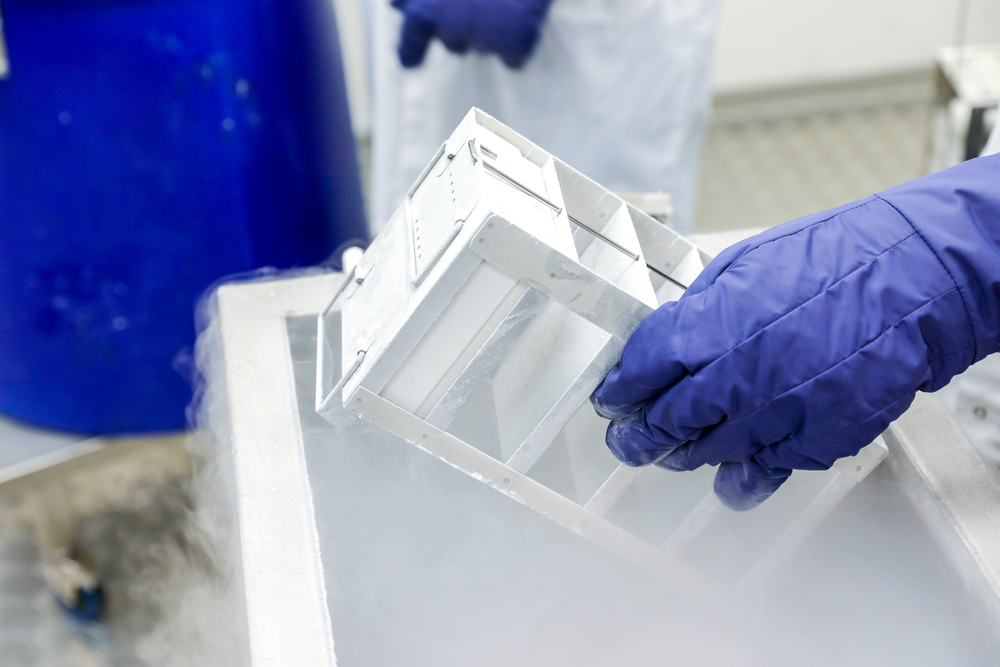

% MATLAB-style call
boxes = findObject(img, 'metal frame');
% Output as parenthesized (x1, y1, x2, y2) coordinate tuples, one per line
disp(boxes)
(884, 392, 1000, 631)
(316, 109, 888, 594)
(212, 271, 343, 667)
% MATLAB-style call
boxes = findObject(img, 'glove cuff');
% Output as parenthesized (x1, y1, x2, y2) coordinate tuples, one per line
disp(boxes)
(878, 154, 1000, 367)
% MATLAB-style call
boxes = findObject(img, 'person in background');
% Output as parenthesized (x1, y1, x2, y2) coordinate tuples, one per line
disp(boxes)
(385, 1, 1000, 511)
(372, 0, 720, 235)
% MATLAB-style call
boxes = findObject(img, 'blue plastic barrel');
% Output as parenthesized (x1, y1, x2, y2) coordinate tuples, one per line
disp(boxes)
(0, 0, 367, 434)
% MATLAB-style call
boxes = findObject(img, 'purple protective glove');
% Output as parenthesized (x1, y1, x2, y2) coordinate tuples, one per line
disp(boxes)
(392, 0, 554, 69)
(592, 155, 1000, 511)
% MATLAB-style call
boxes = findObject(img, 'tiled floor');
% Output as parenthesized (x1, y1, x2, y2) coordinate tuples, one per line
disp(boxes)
(695, 72, 935, 233)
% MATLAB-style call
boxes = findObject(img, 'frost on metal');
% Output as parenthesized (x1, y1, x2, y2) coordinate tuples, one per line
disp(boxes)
(316, 109, 887, 592)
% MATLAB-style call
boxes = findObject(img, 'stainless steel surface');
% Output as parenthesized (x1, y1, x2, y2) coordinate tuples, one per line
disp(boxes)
(884, 392, 1000, 632)
(202, 268, 1000, 665)
(212, 272, 342, 667)
(937, 45, 1000, 109)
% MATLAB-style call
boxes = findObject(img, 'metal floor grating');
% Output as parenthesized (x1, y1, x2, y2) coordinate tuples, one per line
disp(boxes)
(695, 74, 934, 233)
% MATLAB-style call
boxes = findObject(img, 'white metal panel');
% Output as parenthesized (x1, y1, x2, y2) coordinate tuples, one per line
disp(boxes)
(216, 273, 341, 667)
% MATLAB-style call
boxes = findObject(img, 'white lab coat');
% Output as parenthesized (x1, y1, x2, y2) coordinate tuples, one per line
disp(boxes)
(938, 105, 1000, 467)
(369, 0, 722, 235)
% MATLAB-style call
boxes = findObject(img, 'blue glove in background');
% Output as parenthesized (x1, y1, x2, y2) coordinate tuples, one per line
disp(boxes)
(592, 154, 1000, 511)
(392, 0, 554, 69)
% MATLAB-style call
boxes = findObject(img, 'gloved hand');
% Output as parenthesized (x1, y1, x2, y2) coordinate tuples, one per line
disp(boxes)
(592, 154, 1000, 511)
(392, 0, 555, 69)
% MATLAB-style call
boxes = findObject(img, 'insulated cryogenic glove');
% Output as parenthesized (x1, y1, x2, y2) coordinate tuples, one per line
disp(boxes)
(592, 154, 1000, 511)
(392, 0, 554, 69)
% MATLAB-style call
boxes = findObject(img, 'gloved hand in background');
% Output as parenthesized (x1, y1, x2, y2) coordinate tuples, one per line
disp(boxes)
(392, 0, 555, 69)
(592, 154, 1000, 511)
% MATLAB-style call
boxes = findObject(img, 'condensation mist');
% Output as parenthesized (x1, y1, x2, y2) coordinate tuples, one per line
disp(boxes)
(290, 314, 994, 666)
(152, 287, 997, 666)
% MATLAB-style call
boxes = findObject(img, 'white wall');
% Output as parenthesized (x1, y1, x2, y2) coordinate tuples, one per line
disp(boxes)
(712, 0, 1000, 92)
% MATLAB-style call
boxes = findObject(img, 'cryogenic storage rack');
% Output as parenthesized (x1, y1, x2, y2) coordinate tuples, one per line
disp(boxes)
(316, 109, 887, 594)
